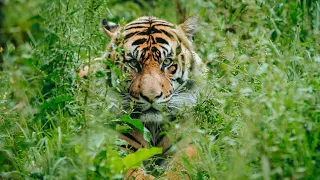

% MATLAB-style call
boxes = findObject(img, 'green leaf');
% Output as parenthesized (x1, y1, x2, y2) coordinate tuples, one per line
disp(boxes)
(123, 147, 163, 169)
(35, 95, 73, 120)
(106, 147, 125, 175)
(143, 127, 151, 144)
(120, 115, 144, 133)
(40, 95, 72, 109)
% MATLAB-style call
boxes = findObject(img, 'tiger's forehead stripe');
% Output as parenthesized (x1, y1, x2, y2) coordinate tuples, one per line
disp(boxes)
(125, 21, 174, 30)
(125, 16, 174, 27)
(122, 16, 178, 63)
(123, 17, 175, 41)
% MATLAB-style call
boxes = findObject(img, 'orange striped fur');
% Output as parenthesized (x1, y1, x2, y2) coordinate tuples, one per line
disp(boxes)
(79, 16, 205, 179)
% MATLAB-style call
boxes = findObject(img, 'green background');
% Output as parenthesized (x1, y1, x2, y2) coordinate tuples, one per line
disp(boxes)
(0, 0, 319, 179)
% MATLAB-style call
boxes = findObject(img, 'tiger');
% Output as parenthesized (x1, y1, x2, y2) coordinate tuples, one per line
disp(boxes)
(79, 16, 207, 179)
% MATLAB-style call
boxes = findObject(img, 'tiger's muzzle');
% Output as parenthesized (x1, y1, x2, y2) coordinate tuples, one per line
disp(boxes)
(128, 66, 173, 121)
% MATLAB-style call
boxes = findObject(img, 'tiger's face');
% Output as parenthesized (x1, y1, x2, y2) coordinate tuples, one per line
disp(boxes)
(82, 16, 203, 122)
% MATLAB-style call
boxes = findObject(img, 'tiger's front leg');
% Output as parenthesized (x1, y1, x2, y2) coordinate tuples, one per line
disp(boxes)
(162, 145, 198, 180)
(124, 145, 198, 180)
(118, 127, 156, 179)
(119, 127, 198, 180)
(125, 168, 155, 180)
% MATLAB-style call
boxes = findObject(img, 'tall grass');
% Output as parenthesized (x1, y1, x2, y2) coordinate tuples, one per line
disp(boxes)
(0, 0, 319, 179)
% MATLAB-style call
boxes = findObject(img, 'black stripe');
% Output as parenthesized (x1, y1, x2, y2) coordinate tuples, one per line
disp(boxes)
(176, 77, 184, 84)
(122, 133, 142, 145)
(180, 54, 185, 70)
(162, 144, 173, 155)
(152, 51, 161, 63)
(145, 54, 151, 62)
(151, 46, 158, 53)
(155, 134, 166, 147)
(125, 32, 140, 40)
(138, 27, 162, 36)
(132, 38, 147, 45)
(119, 144, 137, 152)
(140, 50, 146, 62)
(160, 29, 174, 38)
(151, 36, 157, 44)
(152, 23, 174, 28)
(159, 45, 168, 53)
(126, 21, 150, 27)
(136, 30, 174, 40)
(124, 26, 148, 31)
(133, 46, 139, 52)
(156, 37, 169, 45)
(142, 47, 149, 53)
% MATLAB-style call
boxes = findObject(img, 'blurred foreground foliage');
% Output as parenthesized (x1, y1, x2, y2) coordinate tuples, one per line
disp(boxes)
(0, 0, 319, 179)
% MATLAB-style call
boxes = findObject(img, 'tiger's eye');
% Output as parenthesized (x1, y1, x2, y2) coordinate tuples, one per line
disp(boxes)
(163, 58, 172, 66)
(129, 60, 139, 67)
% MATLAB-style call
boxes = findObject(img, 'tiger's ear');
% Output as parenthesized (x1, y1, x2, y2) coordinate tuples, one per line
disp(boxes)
(102, 18, 121, 39)
(179, 16, 198, 40)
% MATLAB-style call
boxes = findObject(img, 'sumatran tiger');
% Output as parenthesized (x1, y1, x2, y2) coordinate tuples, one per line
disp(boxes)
(79, 16, 206, 179)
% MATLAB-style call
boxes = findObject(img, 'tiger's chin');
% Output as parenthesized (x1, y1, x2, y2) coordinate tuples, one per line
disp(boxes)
(139, 112, 163, 123)
(138, 108, 165, 123)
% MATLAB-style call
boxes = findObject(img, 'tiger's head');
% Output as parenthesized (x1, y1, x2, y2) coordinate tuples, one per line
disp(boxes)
(80, 16, 205, 123)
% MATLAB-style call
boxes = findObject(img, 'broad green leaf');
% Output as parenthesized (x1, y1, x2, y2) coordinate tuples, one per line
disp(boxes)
(106, 147, 125, 175)
(123, 147, 162, 169)
(120, 115, 144, 133)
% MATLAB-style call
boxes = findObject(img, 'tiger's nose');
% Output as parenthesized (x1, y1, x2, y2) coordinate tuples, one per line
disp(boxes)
(140, 90, 162, 103)
(138, 69, 164, 102)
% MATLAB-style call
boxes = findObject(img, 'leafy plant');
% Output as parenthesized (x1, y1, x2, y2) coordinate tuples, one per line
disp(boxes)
(0, 0, 319, 179)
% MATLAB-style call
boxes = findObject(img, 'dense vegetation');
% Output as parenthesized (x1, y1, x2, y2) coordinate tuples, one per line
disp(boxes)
(0, 0, 319, 179)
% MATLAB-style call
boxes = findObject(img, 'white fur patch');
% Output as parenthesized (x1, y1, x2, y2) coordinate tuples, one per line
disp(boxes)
(140, 112, 163, 122)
